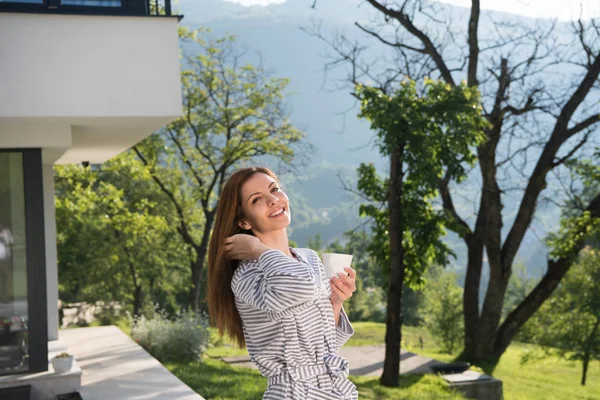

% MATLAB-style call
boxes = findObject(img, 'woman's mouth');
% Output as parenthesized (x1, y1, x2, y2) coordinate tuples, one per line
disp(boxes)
(269, 207, 286, 218)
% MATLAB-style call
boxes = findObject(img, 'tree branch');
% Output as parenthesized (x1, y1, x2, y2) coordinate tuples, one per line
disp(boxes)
(354, 22, 426, 53)
(501, 31, 600, 267)
(133, 146, 198, 249)
(467, 0, 480, 86)
(438, 172, 473, 245)
(552, 132, 592, 168)
(496, 190, 600, 357)
(363, 0, 456, 85)
(567, 113, 600, 137)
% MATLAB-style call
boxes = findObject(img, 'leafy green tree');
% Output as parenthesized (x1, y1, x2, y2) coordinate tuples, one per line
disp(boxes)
(522, 248, 600, 386)
(55, 154, 188, 317)
(355, 79, 487, 386)
(134, 30, 307, 310)
(356, 79, 486, 386)
(423, 265, 464, 354)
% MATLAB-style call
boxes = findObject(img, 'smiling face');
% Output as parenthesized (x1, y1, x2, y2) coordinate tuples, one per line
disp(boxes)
(238, 172, 291, 234)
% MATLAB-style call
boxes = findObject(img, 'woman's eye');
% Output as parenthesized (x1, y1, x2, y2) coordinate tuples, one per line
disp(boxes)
(252, 197, 261, 204)
(272, 187, 280, 192)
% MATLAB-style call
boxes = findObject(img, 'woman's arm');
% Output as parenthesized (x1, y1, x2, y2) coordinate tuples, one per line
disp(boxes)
(329, 266, 357, 351)
(231, 247, 319, 314)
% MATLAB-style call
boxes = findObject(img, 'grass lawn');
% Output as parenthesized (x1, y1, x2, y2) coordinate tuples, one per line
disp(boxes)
(166, 324, 465, 399)
(348, 322, 600, 400)
(166, 357, 465, 400)
(119, 320, 600, 399)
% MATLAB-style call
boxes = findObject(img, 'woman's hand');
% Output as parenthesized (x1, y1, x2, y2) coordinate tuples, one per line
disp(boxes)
(330, 267, 357, 306)
(224, 234, 269, 260)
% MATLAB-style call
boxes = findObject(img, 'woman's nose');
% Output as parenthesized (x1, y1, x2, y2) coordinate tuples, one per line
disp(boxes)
(268, 194, 278, 205)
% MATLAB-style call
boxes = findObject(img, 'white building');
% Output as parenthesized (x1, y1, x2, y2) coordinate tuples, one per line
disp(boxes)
(0, 0, 182, 397)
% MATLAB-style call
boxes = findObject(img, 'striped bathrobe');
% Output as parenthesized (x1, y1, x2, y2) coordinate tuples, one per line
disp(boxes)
(231, 248, 358, 400)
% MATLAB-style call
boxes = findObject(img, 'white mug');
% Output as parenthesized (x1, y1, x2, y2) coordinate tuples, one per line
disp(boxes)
(321, 253, 353, 279)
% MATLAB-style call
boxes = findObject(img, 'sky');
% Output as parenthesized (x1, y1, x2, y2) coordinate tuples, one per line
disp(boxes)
(224, 0, 600, 21)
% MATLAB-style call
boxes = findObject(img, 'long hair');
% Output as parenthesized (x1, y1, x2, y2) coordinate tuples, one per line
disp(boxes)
(207, 166, 279, 348)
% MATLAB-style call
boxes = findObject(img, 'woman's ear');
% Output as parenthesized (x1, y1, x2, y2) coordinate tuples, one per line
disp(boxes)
(238, 220, 252, 230)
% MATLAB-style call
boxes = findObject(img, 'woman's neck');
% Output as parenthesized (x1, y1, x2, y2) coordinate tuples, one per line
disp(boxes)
(254, 229, 292, 257)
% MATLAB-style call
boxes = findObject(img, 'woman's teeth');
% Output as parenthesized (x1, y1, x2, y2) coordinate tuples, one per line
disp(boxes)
(269, 208, 284, 217)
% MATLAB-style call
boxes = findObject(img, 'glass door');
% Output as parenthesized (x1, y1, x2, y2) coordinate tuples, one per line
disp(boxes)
(0, 149, 47, 375)
(0, 152, 29, 374)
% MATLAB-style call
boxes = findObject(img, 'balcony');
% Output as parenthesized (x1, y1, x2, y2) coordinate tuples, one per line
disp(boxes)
(0, 4, 182, 164)
(0, 0, 176, 17)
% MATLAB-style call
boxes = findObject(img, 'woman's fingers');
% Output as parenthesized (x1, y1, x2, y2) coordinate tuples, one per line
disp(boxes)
(336, 272, 357, 292)
(331, 278, 352, 298)
(344, 267, 356, 280)
(330, 282, 350, 301)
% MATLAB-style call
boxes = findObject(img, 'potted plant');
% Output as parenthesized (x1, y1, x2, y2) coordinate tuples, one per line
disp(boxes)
(52, 352, 74, 373)
(0, 318, 14, 346)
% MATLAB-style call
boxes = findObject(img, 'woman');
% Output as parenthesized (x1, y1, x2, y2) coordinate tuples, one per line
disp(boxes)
(207, 167, 358, 400)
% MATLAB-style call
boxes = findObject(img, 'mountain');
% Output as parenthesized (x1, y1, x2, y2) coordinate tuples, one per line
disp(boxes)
(177, 0, 578, 279)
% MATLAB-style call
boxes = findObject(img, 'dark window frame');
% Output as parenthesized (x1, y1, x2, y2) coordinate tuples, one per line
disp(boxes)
(0, 148, 48, 374)
(0, 0, 176, 16)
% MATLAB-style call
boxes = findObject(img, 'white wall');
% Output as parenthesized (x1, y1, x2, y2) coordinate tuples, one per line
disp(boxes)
(0, 13, 182, 119)
(0, 13, 183, 163)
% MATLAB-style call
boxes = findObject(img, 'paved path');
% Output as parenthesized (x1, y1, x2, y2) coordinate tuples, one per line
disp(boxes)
(60, 326, 204, 400)
(221, 345, 447, 377)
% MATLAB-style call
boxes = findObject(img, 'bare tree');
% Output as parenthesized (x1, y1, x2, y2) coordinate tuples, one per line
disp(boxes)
(309, 0, 600, 367)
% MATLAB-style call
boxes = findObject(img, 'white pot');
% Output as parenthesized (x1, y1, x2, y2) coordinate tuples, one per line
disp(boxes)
(52, 356, 74, 373)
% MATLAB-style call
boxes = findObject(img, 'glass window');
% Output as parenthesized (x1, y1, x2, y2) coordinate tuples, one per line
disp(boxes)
(0, 153, 29, 374)
(0, 0, 43, 3)
(61, 0, 121, 6)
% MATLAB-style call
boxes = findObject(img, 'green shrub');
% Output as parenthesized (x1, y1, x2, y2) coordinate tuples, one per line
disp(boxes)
(423, 265, 464, 354)
(130, 309, 209, 363)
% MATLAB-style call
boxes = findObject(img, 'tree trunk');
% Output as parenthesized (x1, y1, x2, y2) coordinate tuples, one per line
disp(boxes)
(581, 353, 590, 386)
(381, 144, 405, 387)
(461, 222, 485, 361)
(581, 318, 599, 386)
(125, 251, 143, 318)
(188, 211, 215, 310)
(133, 285, 143, 318)
(472, 266, 510, 366)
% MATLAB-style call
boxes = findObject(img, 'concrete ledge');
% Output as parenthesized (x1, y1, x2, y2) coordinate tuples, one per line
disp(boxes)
(443, 370, 503, 400)
(59, 326, 205, 400)
(0, 360, 82, 400)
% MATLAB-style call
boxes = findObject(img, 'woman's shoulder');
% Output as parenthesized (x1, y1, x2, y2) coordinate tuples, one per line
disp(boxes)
(231, 259, 259, 284)
(292, 248, 321, 264)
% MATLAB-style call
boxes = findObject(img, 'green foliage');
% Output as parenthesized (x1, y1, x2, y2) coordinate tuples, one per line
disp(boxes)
(422, 265, 464, 354)
(547, 148, 600, 259)
(521, 248, 600, 385)
(173, 30, 305, 171)
(354, 79, 488, 288)
(130, 309, 210, 363)
(55, 154, 188, 316)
